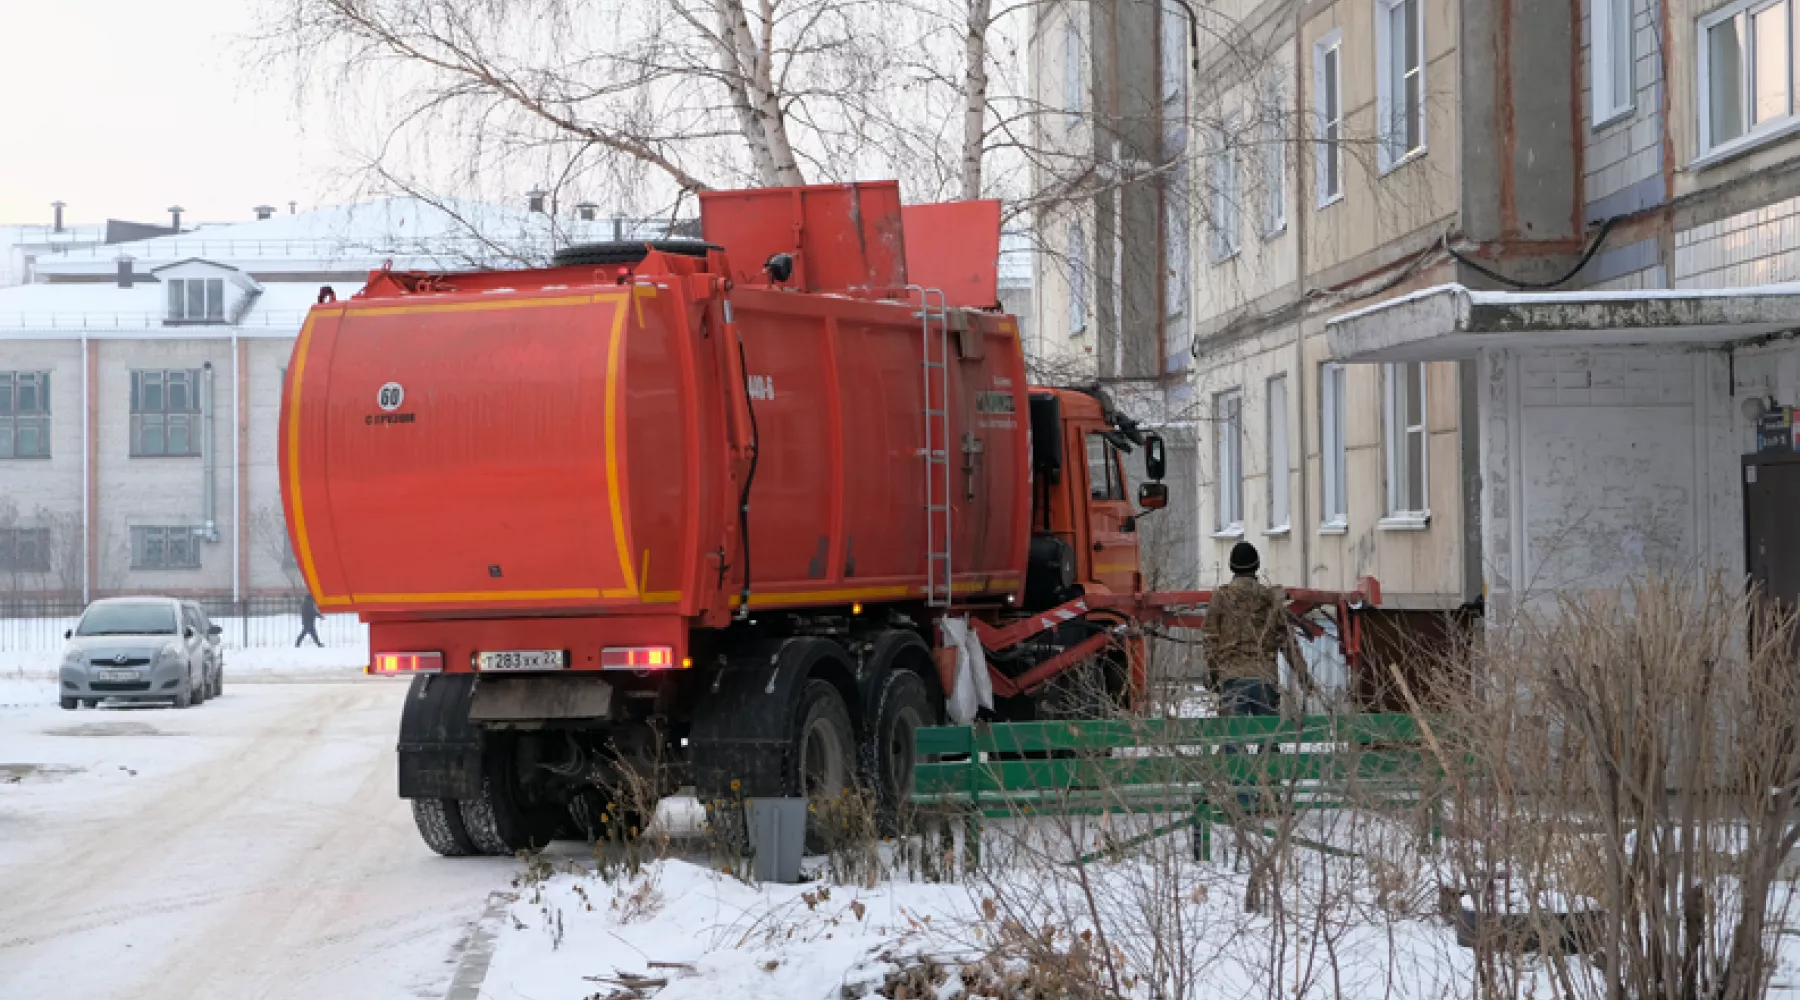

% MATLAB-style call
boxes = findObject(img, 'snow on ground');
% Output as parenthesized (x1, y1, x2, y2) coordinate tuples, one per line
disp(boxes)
(0, 679, 511, 1000)
(0, 644, 369, 702)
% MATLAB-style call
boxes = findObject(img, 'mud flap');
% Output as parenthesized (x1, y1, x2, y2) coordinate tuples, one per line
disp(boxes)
(397, 673, 483, 800)
(689, 638, 845, 800)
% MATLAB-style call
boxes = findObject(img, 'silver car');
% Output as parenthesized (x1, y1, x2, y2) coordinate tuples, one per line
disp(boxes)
(58, 597, 219, 710)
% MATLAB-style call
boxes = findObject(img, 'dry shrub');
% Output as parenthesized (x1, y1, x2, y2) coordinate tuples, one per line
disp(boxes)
(1432, 575, 1800, 1000)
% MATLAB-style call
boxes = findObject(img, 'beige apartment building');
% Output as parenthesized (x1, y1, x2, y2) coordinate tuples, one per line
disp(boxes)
(1034, 0, 1800, 628)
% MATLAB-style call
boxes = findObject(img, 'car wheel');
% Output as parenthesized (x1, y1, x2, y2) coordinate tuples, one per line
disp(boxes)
(59, 697, 77, 711)
(173, 685, 192, 709)
(213, 670, 223, 698)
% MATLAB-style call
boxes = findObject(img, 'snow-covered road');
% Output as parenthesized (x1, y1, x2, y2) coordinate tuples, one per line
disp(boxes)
(0, 680, 512, 1000)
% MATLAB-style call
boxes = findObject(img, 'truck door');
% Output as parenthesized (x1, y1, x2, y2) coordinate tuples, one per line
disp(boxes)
(1081, 431, 1140, 594)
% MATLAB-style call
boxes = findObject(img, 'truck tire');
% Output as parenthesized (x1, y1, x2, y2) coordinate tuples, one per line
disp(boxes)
(412, 798, 478, 856)
(458, 736, 563, 856)
(860, 668, 937, 833)
(795, 679, 857, 851)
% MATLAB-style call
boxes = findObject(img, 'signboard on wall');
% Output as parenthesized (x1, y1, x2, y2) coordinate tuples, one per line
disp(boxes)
(1758, 406, 1796, 452)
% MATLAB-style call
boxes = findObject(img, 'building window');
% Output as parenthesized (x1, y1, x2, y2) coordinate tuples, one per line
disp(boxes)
(131, 526, 201, 570)
(131, 369, 203, 457)
(1214, 390, 1244, 532)
(1068, 221, 1089, 336)
(0, 527, 50, 573)
(1592, 0, 1635, 125)
(1262, 108, 1287, 236)
(1320, 363, 1347, 526)
(1700, 0, 1798, 154)
(1375, 0, 1425, 170)
(166, 278, 225, 323)
(1384, 361, 1429, 518)
(1086, 433, 1123, 501)
(1266, 375, 1291, 531)
(1314, 31, 1344, 205)
(1209, 124, 1241, 262)
(0, 371, 50, 459)
(1064, 16, 1084, 130)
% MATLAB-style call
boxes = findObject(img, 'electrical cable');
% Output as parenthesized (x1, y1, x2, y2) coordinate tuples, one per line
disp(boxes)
(1442, 216, 1620, 290)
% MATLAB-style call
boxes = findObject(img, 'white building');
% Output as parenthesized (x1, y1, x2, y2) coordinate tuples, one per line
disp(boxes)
(0, 198, 629, 605)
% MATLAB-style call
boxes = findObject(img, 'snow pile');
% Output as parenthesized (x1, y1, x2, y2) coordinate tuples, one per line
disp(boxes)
(482, 847, 1492, 1000)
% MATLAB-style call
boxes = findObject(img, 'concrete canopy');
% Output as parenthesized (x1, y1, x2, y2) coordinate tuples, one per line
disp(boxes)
(1325, 283, 1800, 363)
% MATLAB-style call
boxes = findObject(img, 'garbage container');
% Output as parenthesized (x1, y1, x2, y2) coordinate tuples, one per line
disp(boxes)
(744, 797, 807, 883)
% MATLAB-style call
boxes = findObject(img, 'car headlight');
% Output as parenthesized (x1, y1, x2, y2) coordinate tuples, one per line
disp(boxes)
(160, 643, 183, 661)
(61, 649, 84, 668)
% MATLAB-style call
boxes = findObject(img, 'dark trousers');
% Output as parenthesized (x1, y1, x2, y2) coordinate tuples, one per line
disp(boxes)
(1219, 678, 1280, 718)
(296, 623, 322, 647)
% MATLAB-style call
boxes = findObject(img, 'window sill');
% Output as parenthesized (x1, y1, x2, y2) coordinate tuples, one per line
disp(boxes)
(1070, 327, 1088, 339)
(1377, 513, 1431, 531)
(1591, 103, 1634, 132)
(1263, 524, 1291, 537)
(162, 320, 229, 327)
(1317, 519, 1348, 536)
(1378, 145, 1427, 177)
(1211, 525, 1245, 540)
(0, 455, 52, 460)
(1691, 117, 1800, 171)
(1315, 191, 1344, 211)
(1210, 248, 1241, 267)
(129, 453, 203, 459)
(1262, 221, 1288, 242)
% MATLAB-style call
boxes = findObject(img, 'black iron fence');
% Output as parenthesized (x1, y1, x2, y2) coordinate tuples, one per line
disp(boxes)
(0, 595, 365, 653)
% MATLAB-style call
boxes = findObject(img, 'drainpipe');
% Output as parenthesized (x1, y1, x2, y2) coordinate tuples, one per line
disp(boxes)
(202, 362, 218, 542)
(81, 336, 90, 603)
(231, 335, 240, 603)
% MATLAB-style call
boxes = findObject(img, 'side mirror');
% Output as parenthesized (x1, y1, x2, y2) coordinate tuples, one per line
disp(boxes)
(1138, 481, 1169, 511)
(208, 625, 222, 636)
(64, 629, 72, 640)
(184, 626, 195, 639)
(1144, 433, 1166, 481)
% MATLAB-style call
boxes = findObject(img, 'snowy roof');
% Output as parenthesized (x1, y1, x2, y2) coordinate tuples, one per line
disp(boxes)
(0, 279, 356, 338)
(31, 197, 660, 278)
(1326, 281, 1800, 362)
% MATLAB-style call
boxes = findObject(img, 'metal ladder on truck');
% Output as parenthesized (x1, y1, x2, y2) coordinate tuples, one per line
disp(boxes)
(913, 286, 953, 607)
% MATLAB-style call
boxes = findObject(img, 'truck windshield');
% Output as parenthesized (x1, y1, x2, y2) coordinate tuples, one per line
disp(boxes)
(77, 603, 178, 636)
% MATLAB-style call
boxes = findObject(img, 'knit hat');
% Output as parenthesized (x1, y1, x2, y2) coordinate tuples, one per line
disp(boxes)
(1228, 541, 1260, 575)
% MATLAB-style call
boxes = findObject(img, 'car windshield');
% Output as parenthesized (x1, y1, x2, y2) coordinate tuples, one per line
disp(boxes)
(76, 602, 179, 636)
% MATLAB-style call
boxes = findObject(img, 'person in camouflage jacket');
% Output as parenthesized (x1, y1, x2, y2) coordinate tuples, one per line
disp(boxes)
(1202, 541, 1313, 718)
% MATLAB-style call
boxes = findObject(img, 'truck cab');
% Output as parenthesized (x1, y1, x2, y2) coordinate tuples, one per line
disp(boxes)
(1024, 388, 1167, 611)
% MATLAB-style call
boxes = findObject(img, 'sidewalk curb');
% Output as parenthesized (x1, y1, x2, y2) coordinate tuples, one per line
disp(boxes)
(444, 891, 510, 1000)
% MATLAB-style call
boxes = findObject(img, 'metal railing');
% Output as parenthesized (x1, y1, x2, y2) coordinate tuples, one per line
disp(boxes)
(0, 310, 316, 331)
(0, 596, 366, 653)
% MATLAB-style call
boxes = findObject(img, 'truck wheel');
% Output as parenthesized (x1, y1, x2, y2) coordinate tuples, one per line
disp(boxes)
(458, 737, 562, 856)
(794, 680, 856, 851)
(860, 669, 936, 833)
(412, 798, 478, 856)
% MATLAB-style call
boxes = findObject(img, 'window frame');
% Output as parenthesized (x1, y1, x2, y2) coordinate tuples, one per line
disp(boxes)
(1068, 220, 1089, 337)
(1064, 15, 1084, 132)
(1266, 375, 1292, 534)
(1213, 389, 1245, 535)
(1085, 433, 1125, 502)
(1261, 91, 1288, 237)
(1314, 30, 1345, 207)
(1209, 120, 1242, 264)
(130, 368, 204, 458)
(1592, 0, 1636, 127)
(1320, 363, 1348, 530)
(1374, 0, 1427, 173)
(165, 277, 226, 325)
(0, 527, 51, 574)
(0, 370, 52, 460)
(1696, 0, 1800, 161)
(131, 525, 203, 571)
(1382, 361, 1431, 524)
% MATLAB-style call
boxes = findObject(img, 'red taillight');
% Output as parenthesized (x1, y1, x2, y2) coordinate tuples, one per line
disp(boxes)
(368, 652, 444, 675)
(600, 646, 682, 670)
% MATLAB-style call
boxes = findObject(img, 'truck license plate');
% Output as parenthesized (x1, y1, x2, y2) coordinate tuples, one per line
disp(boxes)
(476, 650, 567, 672)
(97, 669, 138, 682)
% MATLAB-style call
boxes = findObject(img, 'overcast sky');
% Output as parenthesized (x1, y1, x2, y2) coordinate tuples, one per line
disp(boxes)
(0, 0, 340, 228)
